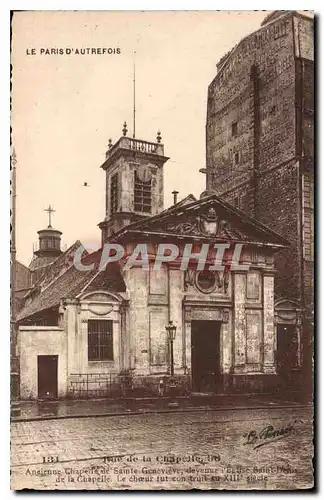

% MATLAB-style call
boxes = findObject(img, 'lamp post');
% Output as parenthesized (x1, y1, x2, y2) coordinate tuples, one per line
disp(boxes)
(165, 320, 177, 378)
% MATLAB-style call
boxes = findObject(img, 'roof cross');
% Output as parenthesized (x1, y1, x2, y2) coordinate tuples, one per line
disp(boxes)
(44, 204, 55, 227)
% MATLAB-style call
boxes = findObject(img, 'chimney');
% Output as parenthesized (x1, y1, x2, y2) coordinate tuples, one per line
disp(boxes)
(172, 190, 179, 205)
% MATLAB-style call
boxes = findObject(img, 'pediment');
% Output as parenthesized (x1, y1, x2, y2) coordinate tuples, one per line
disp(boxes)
(162, 210, 248, 241)
(80, 290, 123, 303)
(126, 195, 288, 247)
(275, 299, 302, 311)
(78, 291, 122, 317)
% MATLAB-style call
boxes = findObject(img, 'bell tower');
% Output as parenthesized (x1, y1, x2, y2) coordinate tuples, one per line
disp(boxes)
(29, 205, 63, 285)
(99, 122, 169, 243)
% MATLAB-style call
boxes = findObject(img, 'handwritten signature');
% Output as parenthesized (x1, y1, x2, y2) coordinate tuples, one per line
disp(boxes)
(243, 424, 294, 450)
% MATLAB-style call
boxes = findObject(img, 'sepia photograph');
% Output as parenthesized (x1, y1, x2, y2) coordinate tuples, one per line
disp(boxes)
(10, 9, 314, 491)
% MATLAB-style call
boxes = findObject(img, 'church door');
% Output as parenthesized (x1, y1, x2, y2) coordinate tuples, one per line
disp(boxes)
(37, 355, 58, 399)
(276, 324, 297, 389)
(191, 320, 221, 393)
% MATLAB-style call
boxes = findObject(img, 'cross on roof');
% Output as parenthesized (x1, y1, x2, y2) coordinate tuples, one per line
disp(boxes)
(44, 204, 55, 227)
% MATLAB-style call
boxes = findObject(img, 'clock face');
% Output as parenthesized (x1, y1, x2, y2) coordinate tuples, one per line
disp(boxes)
(136, 165, 152, 183)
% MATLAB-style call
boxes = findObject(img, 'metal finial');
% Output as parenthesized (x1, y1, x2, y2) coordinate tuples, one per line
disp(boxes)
(122, 122, 128, 137)
(108, 138, 113, 150)
(156, 130, 162, 143)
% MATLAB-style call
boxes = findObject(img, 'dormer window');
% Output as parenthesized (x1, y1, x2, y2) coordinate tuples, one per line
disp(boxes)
(134, 170, 152, 213)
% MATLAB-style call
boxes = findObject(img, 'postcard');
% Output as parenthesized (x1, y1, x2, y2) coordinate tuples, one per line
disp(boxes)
(10, 10, 314, 490)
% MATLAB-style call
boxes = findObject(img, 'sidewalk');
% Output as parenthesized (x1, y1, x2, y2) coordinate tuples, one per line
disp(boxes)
(12, 392, 311, 422)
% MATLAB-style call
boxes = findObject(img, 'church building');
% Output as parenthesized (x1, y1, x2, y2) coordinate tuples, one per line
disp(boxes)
(17, 124, 292, 400)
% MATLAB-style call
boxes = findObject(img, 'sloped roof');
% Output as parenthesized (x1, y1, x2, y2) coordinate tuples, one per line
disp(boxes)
(16, 260, 30, 272)
(110, 193, 289, 248)
(17, 250, 126, 322)
(29, 255, 55, 272)
(261, 10, 313, 26)
(151, 194, 197, 218)
(17, 265, 94, 321)
(15, 261, 32, 291)
(171, 193, 197, 208)
(29, 240, 87, 291)
(215, 11, 293, 76)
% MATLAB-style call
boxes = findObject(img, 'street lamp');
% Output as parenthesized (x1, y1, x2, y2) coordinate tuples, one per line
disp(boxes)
(165, 320, 177, 377)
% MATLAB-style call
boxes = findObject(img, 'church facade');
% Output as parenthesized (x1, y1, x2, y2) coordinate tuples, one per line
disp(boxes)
(17, 128, 295, 400)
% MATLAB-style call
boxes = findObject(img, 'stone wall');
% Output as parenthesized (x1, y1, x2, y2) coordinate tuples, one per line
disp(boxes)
(18, 326, 66, 400)
(102, 141, 167, 240)
(231, 269, 277, 392)
(105, 157, 163, 219)
(206, 12, 296, 213)
(206, 12, 314, 309)
(124, 253, 278, 394)
(256, 159, 300, 301)
(300, 58, 314, 313)
(19, 259, 279, 398)
(65, 292, 123, 397)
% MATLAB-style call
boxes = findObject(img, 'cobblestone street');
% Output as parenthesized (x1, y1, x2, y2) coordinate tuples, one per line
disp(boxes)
(11, 405, 313, 490)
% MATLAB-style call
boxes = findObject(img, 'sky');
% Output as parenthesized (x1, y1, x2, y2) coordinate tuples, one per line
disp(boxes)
(11, 10, 269, 265)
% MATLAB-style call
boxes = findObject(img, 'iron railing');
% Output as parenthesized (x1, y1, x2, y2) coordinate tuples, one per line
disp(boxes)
(69, 373, 122, 398)
(68, 372, 191, 399)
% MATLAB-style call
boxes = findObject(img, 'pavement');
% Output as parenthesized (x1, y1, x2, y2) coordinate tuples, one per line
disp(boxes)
(12, 391, 310, 422)
(10, 406, 314, 490)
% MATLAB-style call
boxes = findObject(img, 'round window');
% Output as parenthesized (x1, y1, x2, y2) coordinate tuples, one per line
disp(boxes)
(195, 270, 217, 293)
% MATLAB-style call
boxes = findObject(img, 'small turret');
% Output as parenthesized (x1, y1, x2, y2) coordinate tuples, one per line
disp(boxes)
(29, 205, 63, 284)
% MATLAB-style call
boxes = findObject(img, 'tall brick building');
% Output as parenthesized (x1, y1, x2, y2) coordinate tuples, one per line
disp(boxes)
(205, 11, 314, 389)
